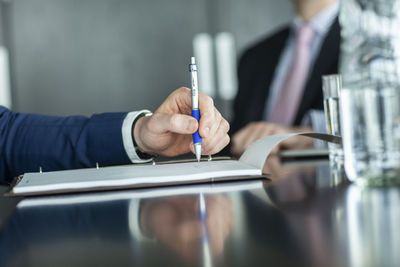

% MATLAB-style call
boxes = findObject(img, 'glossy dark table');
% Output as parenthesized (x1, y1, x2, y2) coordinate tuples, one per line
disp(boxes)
(0, 156, 398, 267)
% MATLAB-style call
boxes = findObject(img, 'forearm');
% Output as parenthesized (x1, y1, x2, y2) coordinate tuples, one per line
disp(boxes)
(0, 109, 131, 183)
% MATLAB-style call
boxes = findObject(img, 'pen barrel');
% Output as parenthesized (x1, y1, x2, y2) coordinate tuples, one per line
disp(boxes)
(191, 109, 202, 144)
(190, 72, 199, 109)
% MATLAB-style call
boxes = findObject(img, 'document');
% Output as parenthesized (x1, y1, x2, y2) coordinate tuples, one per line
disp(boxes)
(11, 160, 261, 196)
(7, 132, 340, 196)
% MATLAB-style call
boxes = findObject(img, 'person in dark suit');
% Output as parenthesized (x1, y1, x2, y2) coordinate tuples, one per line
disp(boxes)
(0, 87, 230, 183)
(230, 0, 340, 156)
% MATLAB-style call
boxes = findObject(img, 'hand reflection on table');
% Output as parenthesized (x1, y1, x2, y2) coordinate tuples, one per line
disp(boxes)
(262, 155, 317, 204)
(140, 194, 233, 264)
(259, 156, 345, 267)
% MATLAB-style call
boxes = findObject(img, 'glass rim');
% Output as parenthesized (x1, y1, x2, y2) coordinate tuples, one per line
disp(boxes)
(322, 74, 342, 99)
(322, 74, 342, 80)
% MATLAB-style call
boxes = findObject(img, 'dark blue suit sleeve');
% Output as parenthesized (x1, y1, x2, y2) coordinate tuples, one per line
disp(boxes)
(0, 106, 131, 183)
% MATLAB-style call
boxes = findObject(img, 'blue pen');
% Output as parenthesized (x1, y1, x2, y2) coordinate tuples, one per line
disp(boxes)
(189, 57, 202, 162)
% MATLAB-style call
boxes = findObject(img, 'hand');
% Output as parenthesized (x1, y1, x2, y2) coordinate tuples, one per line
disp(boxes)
(133, 87, 230, 157)
(231, 121, 313, 157)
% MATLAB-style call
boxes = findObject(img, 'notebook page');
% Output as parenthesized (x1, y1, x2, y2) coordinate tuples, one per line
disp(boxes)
(13, 160, 261, 194)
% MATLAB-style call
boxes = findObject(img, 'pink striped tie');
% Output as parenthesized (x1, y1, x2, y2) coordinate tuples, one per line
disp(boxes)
(269, 23, 315, 126)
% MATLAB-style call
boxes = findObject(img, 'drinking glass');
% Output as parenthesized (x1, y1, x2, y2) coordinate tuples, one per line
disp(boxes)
(322, 74, 343, 158)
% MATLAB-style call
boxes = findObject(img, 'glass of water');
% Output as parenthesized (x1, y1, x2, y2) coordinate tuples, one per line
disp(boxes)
(322, 74, 343, 158)
(339, 0, 400, 186)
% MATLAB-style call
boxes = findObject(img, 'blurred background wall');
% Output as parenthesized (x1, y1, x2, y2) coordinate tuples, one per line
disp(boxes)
(0, 0, 292, 120)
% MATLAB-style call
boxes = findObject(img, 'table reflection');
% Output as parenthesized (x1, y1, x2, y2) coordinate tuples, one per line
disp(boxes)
(260, 156, 400, 267)
(338, 185, 400, 267)
(248, 158, 341, 267)
(0, 158, 399, 267)
(0, 182, 250, 267)
(261, 161, 342, 267)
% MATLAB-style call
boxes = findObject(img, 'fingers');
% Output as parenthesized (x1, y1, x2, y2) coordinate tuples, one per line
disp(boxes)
(156, 88, 225, 139)
(241, 124, 268, 151)
(159, 87, 214, 117)
(153, 87, 231, 156)
(201, 110, 230, 155)
(199, 107, 220, 136)
(202, 132, 230, 155)
(155, 87, 192, 115)
(231, 122, 282, 156)
(194, 97, 230, 154)
(155, 87, 225, 140)
(231, 123, 257, 156)
(148, 113, 198, 135)
(231, 122, 311, 157)
(280, 126, 313, 149)
(280, 135, 314, 150)
(198, 93, 216, 137)
(190, 120, 229, 155)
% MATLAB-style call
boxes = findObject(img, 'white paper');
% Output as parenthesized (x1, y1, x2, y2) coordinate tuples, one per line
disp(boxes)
(240, 132, 341, 169)
(13, 160, 261, 194)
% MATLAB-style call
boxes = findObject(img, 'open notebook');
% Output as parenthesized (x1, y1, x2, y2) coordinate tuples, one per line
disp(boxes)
(6, 132, 340, 196)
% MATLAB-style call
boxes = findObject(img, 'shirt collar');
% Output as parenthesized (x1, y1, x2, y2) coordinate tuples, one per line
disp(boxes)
(292, 1, 339, 36)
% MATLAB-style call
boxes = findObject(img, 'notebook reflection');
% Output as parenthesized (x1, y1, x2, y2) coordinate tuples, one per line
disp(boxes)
(0, 181, 257, 267)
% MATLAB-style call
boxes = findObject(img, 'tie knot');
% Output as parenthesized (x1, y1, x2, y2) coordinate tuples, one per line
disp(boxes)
(296, 23, 315, 46)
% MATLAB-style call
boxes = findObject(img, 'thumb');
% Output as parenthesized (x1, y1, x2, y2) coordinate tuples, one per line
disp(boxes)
(152, 113, 198, 134)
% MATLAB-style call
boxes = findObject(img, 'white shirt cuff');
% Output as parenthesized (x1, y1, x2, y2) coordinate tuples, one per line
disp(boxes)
(122, 110, 153, 163)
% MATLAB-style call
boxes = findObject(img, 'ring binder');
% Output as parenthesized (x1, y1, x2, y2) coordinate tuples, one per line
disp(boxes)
(5, 133, 340, 197)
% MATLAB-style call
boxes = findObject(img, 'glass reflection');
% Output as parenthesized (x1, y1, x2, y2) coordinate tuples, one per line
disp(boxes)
(328, 155, 346, 187)
(260, 156, 400, 267)
(261, 157, 346, 267)
(339, 185, 400, 267)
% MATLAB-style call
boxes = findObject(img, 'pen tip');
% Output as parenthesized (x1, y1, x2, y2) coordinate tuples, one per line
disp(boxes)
(191, 57, 195, 64)
(195, 151, 201, 162)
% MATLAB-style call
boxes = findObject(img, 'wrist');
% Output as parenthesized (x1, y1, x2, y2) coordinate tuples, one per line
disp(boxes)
(132, 113, 154, 158)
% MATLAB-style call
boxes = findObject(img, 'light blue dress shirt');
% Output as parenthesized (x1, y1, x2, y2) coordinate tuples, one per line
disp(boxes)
(263, 1, 339, 133)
